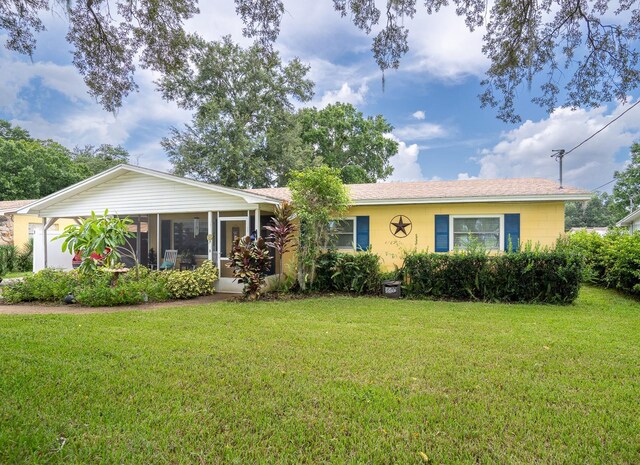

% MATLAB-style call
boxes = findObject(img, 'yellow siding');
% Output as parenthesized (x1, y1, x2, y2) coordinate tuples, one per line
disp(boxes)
(11, 214, 75, 248)
(347, 201, 565, 269)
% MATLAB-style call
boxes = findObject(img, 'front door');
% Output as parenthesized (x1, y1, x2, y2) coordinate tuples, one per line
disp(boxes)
(217, 217, 248, 293)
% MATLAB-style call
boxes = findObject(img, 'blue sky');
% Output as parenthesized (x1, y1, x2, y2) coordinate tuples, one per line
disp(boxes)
(1, 1, 640, 191)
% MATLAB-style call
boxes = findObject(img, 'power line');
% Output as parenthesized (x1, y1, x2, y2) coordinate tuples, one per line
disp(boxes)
(591, 178, 616, 192)
(563, 99, 640, 157)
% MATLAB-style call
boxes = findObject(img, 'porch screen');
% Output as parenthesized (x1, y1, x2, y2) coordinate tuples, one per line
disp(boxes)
(173, 219, 208, 256)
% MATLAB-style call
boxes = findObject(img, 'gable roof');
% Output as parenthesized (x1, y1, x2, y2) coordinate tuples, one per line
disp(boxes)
(247, 178, 591, 205)
(616, 207, 640, 226)
(17, 164, 281, 216)
(0, 199, 37, 215)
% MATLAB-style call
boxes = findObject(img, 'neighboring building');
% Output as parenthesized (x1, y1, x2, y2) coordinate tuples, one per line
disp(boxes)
(0, 200, 73, 248)
(568, 227, 609, 236)
(17, 164, 591, 291)
(616, 208, 640, 233)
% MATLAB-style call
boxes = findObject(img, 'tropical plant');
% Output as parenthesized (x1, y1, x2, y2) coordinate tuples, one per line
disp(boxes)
(56, 209, 136, 273)
(264, 201, 297, 288)
(227, 236, 271, 300)
(288, 166, 350, 290)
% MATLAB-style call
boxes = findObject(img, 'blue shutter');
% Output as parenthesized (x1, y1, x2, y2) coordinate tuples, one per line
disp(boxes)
(356, 216, 370, 251)
(435, 215, 449, 252)
(504, 214, 520, 252)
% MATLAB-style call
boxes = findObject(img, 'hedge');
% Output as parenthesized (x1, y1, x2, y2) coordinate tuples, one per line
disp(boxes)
(558, 230, 640, 295)
(313, 251, 383, 295)
(1, 261, 219, 306)
(401, 249, 583, 304)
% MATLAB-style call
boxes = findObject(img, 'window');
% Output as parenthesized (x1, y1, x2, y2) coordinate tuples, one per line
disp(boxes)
(173, 219, 208, 256)
(451, 215, 502, 251)
(329, 218, 356, 250)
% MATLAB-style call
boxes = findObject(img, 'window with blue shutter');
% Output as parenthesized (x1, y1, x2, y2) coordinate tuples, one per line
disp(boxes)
(435, 215, 449, 252)
(504, 213, 520, 252)
(356, 216, 370, 251)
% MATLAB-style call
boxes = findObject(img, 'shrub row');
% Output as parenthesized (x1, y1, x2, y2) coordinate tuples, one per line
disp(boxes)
(0, 241, 33, 276)
(401, 249, 583, 304)
(1, 261, 219, 306)
(557, 230, 640, 295)
(313, 251, 383, 295)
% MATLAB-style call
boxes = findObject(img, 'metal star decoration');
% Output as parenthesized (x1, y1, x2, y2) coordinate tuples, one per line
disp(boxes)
(390, 215, 412, 238)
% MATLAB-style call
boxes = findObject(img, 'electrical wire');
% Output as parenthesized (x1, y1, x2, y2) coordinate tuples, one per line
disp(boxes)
(591, 178, 616, 192)
(563, 99, 640, 157)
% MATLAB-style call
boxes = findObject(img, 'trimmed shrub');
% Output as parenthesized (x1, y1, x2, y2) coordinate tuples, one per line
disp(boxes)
(558, 230, 640, 295)
(2, 268, 80, 303)
(313, 251, 382, 295)
(402, 249, 583, 304)
(165, 270, 203, 299)
(193, 260, 219, 295)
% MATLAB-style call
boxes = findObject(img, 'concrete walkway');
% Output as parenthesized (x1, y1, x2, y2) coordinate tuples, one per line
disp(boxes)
(0, 293, 237, 315)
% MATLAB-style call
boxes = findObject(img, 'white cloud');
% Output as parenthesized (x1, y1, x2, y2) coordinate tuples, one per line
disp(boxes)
(475, 103, 640, 189)
(403, 8, 488, 80)
(412, 110, 426, 120)
(457, 172, 478, 180)
(317, 82, 369, 108)
(393, 122, 448, 141)
(382, 134, 426, 182)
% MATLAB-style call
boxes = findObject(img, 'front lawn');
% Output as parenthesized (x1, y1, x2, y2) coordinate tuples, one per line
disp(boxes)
(1, 287, 639, 463)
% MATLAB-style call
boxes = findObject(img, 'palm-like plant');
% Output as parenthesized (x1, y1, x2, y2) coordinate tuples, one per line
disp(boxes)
(263, 201, 297, 288)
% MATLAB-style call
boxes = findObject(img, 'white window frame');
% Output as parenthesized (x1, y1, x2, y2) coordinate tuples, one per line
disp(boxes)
(449, 214, 504, 252)
(329, 217, 357, 250)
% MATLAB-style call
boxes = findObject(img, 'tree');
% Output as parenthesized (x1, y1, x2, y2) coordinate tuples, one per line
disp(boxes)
(160, 36, 314, 188)
(0, 119, 31, 141)
(612, 143, 640, 219)
(295, 103, 397, 184)
(4, 1, 639, 121)
(288, 165, 350, 290)
(565, 194, 619, 230)
(263, 201, 297, 288)
(0, 130, 85, 200)
(72, 144, 130, 176)
(56, 209, 136, 274)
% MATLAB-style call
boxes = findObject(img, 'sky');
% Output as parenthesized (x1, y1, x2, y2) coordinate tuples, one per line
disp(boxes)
(1, 1, 640, 192)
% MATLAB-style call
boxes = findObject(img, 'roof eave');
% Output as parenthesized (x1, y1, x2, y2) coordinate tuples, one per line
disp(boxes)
(351, 193, 592, 205)
(616, 208, 640, 226)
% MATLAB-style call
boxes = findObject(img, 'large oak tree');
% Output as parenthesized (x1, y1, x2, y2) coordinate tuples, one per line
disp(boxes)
(2, 1, 639, 121)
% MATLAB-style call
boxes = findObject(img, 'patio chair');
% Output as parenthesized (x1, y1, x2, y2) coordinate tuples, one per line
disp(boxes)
(159, 249, 178, 270)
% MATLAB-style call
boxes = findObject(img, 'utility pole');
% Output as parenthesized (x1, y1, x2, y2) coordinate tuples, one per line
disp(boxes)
(551, 149, 566, 189)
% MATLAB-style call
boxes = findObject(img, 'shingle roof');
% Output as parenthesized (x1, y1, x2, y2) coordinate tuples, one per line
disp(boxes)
(0, 199, 36, 214)
(246, 178, 590, 204)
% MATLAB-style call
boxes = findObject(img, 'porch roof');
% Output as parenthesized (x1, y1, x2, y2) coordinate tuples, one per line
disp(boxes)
(18, 164, 281, 218)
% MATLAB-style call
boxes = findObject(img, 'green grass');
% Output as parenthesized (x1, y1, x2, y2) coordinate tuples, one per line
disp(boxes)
(1, 287, 639, 464)
(2, 271, 31, 279)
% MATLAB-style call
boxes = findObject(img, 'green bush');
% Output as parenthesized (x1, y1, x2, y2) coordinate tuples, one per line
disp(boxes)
(0, 245, 18, 277)
(313, 251, 382, 295)
(165, 270, 202, 299)
(193, 260, 219, 295)
(558, 230, 640, 295)
(402, 248, 583, 304)
(15, 239, 33, 272)
(2, 268, 80, 303)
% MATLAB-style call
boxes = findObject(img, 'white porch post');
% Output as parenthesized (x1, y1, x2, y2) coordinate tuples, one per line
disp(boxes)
(156, 213, 161, 269)
(42, 217, 48, 269)
(216, 212, 221, 271)
(42, 217, 58, 269)
(246, 210, 250, 236)
(254, 207, 260, 237)
(207, 211, 213, 261)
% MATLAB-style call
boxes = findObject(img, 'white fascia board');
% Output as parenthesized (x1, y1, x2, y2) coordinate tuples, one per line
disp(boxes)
(351, 193, 593, 206)
(616, 208, 640, 226)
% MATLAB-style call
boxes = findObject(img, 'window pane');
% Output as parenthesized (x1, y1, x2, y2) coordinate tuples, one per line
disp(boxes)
(453, 217, 500, 233)
(453, 232, 500, 250)
(329, 219, 354, 249)
(335, 233, 354, 248)
(173, 219, 208, 256)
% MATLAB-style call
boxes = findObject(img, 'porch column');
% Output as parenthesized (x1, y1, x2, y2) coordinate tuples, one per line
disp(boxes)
(207, 211, 214, 261)
(156, 213, 161, 269)
(42, 217, 48, 269)
(254, 207, 260, 237)
(135, 216, 141, 262)
(41, 217, 58, 269)
(216, 212, 221, 271)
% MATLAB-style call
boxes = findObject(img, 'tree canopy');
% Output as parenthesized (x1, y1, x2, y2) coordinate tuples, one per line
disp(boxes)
(295, 103, 397, 184)
(160, 36, 314, 188)
(612, 143, 640, 217)
(0, 119, 130, 200)
(565, 194, 619, 229)
(3, 0, 639, 121)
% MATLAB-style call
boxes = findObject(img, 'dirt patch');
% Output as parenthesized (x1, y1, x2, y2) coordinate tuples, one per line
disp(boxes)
(0, 293, 237, 315)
